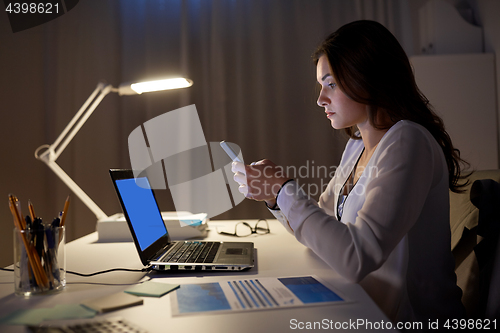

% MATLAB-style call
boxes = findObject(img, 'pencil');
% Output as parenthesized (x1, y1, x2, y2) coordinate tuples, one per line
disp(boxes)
(60, 195, 70, 227)
(10, 195, 26, 230)
(9, 195, 49, 288)
(28, 200, 36, 221)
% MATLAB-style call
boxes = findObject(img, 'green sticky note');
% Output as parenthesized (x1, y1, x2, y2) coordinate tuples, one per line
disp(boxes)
(0, 308, 50, 326)
(125, 281, 180, 297)
(81, 292, 143, 313)
(0, 304, 96, 326)
(49, 304, 97, 320)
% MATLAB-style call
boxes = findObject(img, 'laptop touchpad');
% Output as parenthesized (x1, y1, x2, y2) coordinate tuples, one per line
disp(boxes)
(226, 248, 244, 255)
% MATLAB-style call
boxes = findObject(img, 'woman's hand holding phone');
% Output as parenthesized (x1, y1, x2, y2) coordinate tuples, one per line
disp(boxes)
(231, 159, 289, 206)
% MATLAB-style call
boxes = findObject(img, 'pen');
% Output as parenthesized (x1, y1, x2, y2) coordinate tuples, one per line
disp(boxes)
(33, 218, 44, 260)
(45, 224, 60, 285)
(25, 215, 32, 231)
(52, 217, 60, 228)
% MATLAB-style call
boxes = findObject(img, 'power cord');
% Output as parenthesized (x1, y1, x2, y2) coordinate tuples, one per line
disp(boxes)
(66, 267, 151, 276)
(0, 266, 153, 276)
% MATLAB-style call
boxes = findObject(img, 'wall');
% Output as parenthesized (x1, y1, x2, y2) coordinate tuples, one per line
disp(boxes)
(409, 0, 500, 167)
(477, 0, 500, 167)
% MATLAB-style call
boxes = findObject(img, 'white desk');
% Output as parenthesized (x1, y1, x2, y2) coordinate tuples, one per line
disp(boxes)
(0, 220, 395, 332)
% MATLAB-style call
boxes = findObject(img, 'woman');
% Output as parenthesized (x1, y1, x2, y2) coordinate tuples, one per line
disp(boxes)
(232, 20, 466, 323)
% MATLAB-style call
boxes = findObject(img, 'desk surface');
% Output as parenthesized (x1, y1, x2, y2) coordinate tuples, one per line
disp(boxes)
(0, 220, 394, 332)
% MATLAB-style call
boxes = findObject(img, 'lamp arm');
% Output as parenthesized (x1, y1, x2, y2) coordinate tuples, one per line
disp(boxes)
(44, 159, 109, 221)
(50, 83, 103, 155)
(53, 83, 114, 160)
(35, 81, 116, 221)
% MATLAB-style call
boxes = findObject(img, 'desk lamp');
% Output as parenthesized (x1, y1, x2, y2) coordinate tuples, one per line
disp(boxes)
(34, 77, 193, 221)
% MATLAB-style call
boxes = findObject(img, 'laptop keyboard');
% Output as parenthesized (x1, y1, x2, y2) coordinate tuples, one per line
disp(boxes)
(162, 241, 220, 264)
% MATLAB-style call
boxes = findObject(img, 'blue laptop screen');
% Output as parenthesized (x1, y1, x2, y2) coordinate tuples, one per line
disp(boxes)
(115, 177, 167, 251)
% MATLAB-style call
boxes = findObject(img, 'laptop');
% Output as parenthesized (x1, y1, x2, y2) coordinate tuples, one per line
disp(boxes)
(109, 169, 254, 272)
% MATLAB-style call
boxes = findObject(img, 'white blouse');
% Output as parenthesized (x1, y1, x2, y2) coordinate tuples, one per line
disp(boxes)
(271, 120, 464, 322)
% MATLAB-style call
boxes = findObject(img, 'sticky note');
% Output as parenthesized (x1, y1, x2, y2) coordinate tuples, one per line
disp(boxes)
(0, 304, 96, 326)
(50, 304, 97, 320)
(81, 292, 143, 313)
(0, 308, 49, 326)
(125, 281, 180, 297)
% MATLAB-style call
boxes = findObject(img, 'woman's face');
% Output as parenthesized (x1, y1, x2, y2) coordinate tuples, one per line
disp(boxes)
(316, 55, 368, 130)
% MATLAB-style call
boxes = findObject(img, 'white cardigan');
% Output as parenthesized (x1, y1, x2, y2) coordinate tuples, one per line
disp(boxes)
(271, 120, 464, 322)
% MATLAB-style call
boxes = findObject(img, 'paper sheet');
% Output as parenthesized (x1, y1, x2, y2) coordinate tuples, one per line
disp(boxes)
(171, 276, 346, 316)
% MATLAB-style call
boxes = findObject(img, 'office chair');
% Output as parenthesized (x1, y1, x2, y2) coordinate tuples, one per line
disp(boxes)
(469, 179, 500, 319)
(450, 170, 500, 319)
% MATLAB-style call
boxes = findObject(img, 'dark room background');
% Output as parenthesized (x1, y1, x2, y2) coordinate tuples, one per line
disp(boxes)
(0, 0, 454, 267)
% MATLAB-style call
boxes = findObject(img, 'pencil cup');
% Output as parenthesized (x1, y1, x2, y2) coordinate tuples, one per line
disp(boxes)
(13, 226, 66, 296)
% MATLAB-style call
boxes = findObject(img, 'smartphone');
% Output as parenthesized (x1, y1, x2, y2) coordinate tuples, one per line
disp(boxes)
(220, 141, 242, 162)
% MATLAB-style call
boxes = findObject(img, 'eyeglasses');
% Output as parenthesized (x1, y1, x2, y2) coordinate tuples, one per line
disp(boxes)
(217, 219, 270, 237)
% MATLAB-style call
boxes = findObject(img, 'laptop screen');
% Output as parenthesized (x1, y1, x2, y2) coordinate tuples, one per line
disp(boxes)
(114, 177, 168, 251)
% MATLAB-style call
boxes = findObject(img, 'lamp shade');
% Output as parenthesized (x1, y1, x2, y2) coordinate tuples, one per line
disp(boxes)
(118, 78, 193, 95)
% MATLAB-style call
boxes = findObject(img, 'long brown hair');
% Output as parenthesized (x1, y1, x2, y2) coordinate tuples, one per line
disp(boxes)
(313, 20, 468, 192)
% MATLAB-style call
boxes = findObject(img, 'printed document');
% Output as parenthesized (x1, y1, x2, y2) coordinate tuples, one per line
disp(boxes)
(171, 276, 347, 316)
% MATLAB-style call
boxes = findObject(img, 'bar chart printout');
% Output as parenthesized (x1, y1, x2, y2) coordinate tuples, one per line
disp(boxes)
(171, 276, 346, 316)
